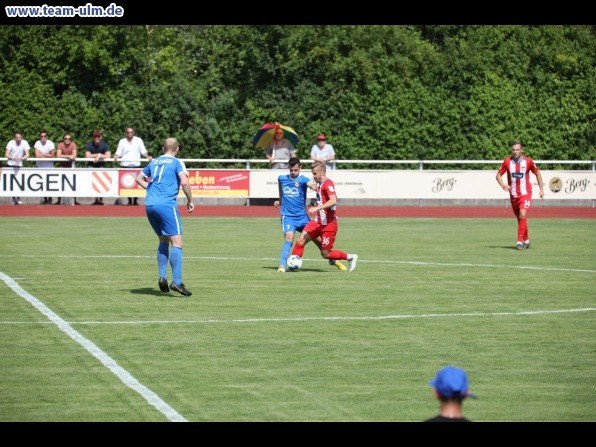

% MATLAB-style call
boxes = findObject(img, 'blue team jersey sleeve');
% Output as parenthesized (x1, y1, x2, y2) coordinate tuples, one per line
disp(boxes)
(298, 175, 312, 189)
(177, 159, 188, 177)
(141, 161, 154, 179)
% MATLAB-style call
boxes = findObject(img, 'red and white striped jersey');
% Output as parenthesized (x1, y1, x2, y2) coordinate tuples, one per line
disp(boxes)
(314, 178, 338, 225)
(498, 156, 540, 198)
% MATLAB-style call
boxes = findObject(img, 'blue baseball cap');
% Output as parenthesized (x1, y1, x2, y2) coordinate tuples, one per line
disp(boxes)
(428, 365, 477, 399)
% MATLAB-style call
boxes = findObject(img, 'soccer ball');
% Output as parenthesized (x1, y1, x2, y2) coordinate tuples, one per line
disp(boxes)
(286, 255, 303, 271)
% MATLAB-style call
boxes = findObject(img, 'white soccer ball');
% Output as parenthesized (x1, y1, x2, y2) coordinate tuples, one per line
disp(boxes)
(286, 255, 303, 271)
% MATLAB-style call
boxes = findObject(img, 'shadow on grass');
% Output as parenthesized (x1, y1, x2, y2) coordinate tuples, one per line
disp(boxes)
(262, 266, 327, 273)
(487, 245, 527, 250)
(129, 287, 173, 297)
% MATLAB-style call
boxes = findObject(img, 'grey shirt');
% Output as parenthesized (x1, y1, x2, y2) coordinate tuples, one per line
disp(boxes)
(267, 138, 296, 169)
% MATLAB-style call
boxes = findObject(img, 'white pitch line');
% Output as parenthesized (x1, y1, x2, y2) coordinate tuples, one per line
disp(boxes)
(14, 254, 596, 274)
(0, 272, 188, 422)
(2, 308, 594, 326)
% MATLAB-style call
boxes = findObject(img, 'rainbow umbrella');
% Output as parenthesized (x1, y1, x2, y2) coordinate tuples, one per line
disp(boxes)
(252, 123, 299, 149)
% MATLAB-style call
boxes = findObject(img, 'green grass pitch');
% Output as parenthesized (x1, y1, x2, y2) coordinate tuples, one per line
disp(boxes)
(0, 216, 594, 422)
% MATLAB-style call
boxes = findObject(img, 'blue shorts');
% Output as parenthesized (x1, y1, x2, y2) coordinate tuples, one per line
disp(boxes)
(281, 215, 310, 235)
(146, 205, 183, 237)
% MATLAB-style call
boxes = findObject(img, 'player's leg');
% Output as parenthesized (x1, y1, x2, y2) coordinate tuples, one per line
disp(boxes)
(511, 197, 524, 249)
(157, 236, 170, 292)
(157, 237, 170, 281)
(279, 217, 297, 272)
(168, 235, 191, 296)
(147, 207, 171, 292)
(323, 223, 358, 271)
(311, 236, 346, 270)
(160, 205, 191, 296)
(519, 195, 531, 248)
(168, 235, 184, 285)
(292, 221, 318, 258)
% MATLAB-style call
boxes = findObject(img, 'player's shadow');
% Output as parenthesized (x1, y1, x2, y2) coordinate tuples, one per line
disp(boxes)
(129, 287, 174, 297)
(487, 245, 526, 250)
(262, 267, 326, 273)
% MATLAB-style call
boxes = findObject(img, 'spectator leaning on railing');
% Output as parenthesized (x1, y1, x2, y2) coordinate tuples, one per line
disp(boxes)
(34, 130, 56, 205)
(5, 131, 30, 205)
(114, 126, 152, 205)
(310, 133, 336, 171)
(55, 133, 80, 205)
(85, 130, 111, 205)
(266, 128, 296, 169)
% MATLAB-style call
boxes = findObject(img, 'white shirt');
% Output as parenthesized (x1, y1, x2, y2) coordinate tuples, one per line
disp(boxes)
(34, 139, 56, 168)
(115, 135, 148, 167)
(6, 139, 30, 167)
(310, 143, 336, 170)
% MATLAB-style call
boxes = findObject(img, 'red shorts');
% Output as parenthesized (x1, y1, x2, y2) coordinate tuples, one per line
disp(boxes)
(304, 220, 338, 251)
(510, 194, 532, 215)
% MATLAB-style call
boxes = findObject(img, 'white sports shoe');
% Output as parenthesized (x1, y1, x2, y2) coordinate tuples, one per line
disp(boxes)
(349, 254, 358, 272)
(523, 240, 530, 249)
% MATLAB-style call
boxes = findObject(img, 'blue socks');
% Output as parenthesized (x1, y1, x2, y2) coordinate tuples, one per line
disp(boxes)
(157, 242, 169, 278)
(170, 246, 183, 285)
(280, 240, 293, 267)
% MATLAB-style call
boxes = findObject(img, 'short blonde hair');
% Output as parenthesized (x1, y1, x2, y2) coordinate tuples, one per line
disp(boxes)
(311, 161, 326, 172)
(163, 137, 179, 152)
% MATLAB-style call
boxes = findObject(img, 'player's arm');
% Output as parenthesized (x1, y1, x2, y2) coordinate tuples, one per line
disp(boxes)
(309, 191, 336, 215)
(535, 168, 545, 199)
(495, 170, 510, 193)
(320, 192, 337, 209)
(274, 179, 282, 208)
(135, 171, 149, 189)
(180, 172, 195, 213)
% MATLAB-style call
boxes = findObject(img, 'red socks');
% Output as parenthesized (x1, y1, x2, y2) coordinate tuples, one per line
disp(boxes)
(518, 218, 528, 241)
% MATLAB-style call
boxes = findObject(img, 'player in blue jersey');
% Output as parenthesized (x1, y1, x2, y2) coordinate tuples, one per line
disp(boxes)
(274, 157, 347, 272)
(135, 137, 195, 296)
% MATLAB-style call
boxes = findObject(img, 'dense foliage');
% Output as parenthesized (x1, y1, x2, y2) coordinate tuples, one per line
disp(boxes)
(1, 25, 594, 167)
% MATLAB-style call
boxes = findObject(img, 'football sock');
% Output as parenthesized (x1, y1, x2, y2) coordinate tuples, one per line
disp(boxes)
(170, 246, 183, 285)
(157, 242, 169, 278)
(280, 240, 293, 267)
(328, 250, 348, 260)
(292, 243, 305, 258)
(518, 218, 527, 242)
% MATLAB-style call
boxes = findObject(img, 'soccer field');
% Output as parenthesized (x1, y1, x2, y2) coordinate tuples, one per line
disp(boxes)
(0, 216, 594, 422)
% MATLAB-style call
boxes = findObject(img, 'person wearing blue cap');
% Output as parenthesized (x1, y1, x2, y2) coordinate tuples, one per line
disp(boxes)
(424, 365, 477, 422)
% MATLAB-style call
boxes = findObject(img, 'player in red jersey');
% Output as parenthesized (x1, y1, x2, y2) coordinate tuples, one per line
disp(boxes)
(496, 140, 545, 250)
(290, 161, 359, 271)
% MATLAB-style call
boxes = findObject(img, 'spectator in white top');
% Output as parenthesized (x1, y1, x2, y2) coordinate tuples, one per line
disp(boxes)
(114, 126, 152, 205)
(5, 131, 30, 205)
(34, 130, 56, 204)
(310, 133, 336, 170)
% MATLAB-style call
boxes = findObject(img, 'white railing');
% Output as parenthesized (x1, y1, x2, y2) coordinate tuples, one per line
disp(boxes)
(2, 158, 595, 170)
(2, 161, 595, 205)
